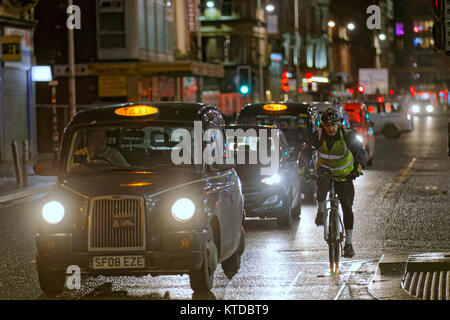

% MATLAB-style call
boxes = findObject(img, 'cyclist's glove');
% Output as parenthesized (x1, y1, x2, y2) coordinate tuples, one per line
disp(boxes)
(348, 163, 363, 179)
(300, 167, 316, 182)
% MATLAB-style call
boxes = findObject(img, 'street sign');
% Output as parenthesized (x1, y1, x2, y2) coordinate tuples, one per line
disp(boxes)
(2, 36, 22, 61)
(98, 75, 127, 97)
(359, 68, 388, 95)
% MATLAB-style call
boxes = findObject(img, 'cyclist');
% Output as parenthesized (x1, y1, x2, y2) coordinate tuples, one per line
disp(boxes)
(299, 107, 366, 258)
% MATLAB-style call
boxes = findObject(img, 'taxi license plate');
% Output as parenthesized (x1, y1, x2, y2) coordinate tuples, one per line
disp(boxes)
(92, 255, 145, 270)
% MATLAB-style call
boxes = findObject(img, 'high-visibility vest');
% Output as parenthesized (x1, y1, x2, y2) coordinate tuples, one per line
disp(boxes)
(315, 129, 354, 180)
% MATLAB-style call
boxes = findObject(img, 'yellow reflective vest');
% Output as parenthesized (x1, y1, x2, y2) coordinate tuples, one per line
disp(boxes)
(314, 129, 355, 181)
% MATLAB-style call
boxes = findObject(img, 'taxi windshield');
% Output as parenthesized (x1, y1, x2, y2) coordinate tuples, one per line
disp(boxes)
(238, 114, 309, 136)
(65, 123, 198, 173)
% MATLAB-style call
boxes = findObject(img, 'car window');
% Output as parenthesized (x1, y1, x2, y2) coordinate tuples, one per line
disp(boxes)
(66, 124, 200, 173)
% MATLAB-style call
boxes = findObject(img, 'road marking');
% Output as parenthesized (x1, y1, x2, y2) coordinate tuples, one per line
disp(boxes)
(283, 271, 303, 299)
(383, 157, 416, 199)
(333, 261, 363, 300)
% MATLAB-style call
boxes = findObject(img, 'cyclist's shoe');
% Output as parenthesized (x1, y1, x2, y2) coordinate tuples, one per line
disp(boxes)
(315, 211, 323, 226)
(343, 244, 355, 258)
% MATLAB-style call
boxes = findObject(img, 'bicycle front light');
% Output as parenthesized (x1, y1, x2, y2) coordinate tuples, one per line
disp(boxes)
(261, 174, 281, 186)
(42, 201, 65, 224)
(356, 135, 363, 143)
(171, 198, 196, 222)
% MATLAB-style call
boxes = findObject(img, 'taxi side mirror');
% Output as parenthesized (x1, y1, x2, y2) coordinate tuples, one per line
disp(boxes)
(33, 160, 58, 176)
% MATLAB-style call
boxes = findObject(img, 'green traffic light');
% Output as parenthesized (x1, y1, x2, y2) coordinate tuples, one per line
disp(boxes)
(240, 85, 250, 95)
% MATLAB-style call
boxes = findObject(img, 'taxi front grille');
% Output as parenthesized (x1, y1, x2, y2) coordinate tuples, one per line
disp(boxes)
(88, 197, 145, 251)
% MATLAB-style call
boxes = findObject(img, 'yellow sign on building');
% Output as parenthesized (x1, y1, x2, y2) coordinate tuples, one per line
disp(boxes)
(98, 75, 127, 97)
(2, 36, 22, 61)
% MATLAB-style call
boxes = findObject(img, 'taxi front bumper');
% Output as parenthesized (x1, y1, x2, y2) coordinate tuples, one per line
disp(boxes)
(36, 230, 208, 275)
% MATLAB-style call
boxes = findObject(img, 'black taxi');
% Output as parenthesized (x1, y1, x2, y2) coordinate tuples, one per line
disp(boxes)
(34, 103, 245, 295)
(236, 102, 319, 201)
(225, 124, 302, 228)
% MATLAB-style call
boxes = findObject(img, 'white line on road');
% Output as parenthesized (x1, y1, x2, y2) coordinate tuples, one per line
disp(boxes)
(333, 261, 363, 300)
(283, 271, 303, 299)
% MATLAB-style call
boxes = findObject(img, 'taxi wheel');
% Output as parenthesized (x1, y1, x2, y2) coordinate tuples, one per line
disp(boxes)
(189, 229, 218, 292)
(222, 228, 245, 279)
(36, 255, 66, 297)
(277, 193, 293, 228)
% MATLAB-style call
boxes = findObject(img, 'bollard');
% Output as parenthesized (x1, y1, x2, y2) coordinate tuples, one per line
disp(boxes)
(22, 140, 29, 187)
(11, 140, 22, 186)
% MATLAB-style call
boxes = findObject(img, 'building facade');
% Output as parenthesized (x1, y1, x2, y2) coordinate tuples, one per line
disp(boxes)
(34, 0, 223, 153)
(393, 0, 450, 106)
(0, 0, 39, 162)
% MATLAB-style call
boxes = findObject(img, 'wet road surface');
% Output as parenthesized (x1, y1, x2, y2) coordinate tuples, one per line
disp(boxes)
(0, 115, 448, 300)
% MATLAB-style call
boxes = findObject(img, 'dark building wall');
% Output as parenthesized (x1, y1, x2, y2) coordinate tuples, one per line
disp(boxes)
(34, 0, 98, 106)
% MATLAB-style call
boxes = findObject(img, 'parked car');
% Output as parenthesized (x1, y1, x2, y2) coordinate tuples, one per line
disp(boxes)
(365, 99, 414, 138)
(33, 103, 245, 295)
(313, 102, 351, 130)
(236, 102, 319, 202)
(344, 103, 376, 166)
(225, 124, 302, 228)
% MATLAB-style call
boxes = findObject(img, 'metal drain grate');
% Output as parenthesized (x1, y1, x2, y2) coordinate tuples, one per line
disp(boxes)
(402, 271, 450, 300)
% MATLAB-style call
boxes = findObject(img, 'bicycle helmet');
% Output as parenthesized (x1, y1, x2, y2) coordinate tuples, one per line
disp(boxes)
(321, 107, 342, 125)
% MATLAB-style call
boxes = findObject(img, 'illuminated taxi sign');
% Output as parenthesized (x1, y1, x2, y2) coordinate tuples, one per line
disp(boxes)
(263, 104, 287, 112)
(114, 105, 159, 117)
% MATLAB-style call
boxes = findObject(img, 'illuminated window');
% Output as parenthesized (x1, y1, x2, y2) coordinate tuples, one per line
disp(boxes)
(413, 20, 433, 33)
(413, 37, 434, 49)
(396, 22, 404, 36)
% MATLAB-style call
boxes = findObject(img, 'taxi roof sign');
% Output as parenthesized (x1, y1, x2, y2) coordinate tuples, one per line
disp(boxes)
(115, 105, 159, 117)
(263, 103, 287, 112)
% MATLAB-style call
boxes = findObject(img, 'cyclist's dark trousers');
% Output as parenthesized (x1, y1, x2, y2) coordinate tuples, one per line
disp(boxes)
(316, 177, 355, 230)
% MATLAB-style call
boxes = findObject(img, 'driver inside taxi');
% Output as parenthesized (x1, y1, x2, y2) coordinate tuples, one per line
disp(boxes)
(74, 129, 130, 167)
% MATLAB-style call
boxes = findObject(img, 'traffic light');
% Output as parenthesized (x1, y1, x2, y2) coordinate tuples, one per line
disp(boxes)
(237, 66, 251, 95)
(357, 85, 365, 93)
(281, 71, 291, 92)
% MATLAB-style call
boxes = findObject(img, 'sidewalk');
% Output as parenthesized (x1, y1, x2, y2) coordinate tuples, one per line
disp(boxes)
(0, 160, 56, 204)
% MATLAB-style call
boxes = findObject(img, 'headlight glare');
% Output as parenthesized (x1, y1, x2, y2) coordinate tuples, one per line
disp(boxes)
(171, 198, 196, 221)
(261, 174, 281, 185)
(426, 105, 433, 113)
(412, 105, 420, 113)
(42, 201, 65, 224)
(356, 135, 364, 143)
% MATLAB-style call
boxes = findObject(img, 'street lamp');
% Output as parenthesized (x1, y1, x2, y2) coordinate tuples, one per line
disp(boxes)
(206, 1, 214, 8)
(379, 33, 386, 41)
(347, 23, 355, 30)
(265, 4, 275, 12)
(328, 21, 336, 28)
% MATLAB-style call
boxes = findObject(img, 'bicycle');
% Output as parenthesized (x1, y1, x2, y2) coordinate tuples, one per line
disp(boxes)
(303, 166, 346, 274)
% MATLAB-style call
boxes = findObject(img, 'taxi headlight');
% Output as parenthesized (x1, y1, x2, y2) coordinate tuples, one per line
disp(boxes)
(356, 135, 364, 143)
(171, 198, 196, 222)
(412, 105, 420, 113)
(426, 105, 434, 113)
(261, 174, 281, 186)
(42, 201, 65, 224)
